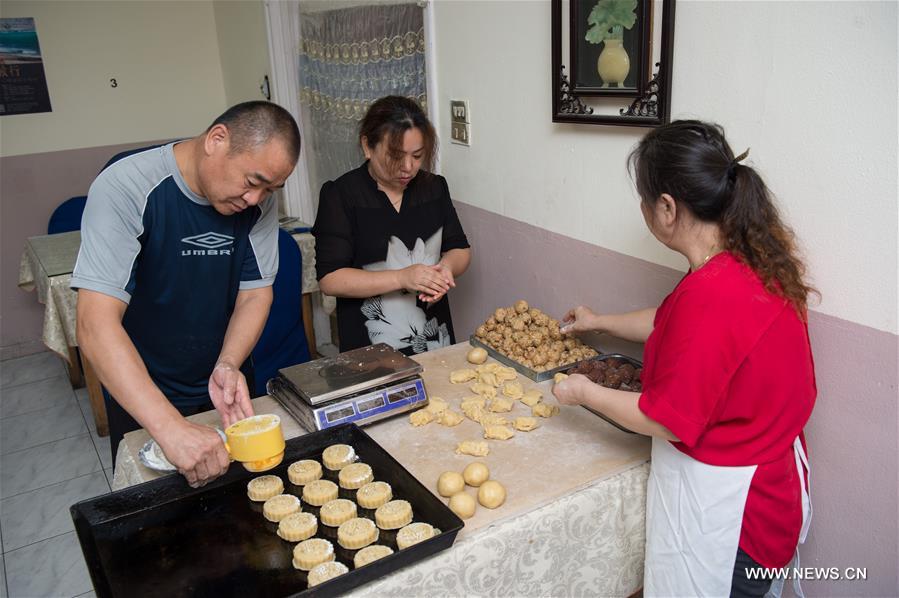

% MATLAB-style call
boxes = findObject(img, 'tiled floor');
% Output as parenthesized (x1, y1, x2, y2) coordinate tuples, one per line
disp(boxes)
(0, 351, 105, 598)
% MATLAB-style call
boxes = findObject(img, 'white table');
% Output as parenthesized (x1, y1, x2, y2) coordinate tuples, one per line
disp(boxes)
(114, 343, 651, 596)
(18, 231, 109, 435)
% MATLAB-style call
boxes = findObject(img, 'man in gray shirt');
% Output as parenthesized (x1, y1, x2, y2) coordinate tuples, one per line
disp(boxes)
(72, 102, 300, 487)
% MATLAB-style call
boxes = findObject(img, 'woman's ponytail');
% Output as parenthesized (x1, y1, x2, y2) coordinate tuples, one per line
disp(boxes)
(629, 120, 818, 317)
(723, 164, 817, 316)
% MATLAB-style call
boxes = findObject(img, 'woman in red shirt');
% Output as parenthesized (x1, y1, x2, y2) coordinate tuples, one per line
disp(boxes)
(554, 120, 817, 597)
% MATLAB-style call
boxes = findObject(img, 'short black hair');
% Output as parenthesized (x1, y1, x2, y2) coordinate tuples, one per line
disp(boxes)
(208, 101, 301, 163)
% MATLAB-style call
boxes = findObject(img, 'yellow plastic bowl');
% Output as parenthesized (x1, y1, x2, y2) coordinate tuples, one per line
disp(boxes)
(225, 414, 285, 471)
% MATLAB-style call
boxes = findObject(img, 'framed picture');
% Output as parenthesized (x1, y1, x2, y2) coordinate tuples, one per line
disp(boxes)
(552, 0, 676, 127)
(570, 0, 651, 97)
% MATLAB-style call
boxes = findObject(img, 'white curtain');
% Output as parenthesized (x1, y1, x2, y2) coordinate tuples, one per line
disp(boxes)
(298, 2, 428, 209)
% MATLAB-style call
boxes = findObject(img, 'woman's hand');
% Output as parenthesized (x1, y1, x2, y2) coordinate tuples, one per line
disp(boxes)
(398, 264, 451, 300)
(560, 305, 600, 335)
(552, 373, 592, 406)
(418, 263, 456, 303)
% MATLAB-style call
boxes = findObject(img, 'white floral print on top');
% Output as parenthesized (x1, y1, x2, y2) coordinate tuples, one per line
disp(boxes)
(361, 229, 450, 353)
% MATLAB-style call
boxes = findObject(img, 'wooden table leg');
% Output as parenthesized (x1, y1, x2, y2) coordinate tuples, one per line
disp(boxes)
(66, 347, 85, 388)
(80, 353, 109, 437)
(302, 293, 318, 359)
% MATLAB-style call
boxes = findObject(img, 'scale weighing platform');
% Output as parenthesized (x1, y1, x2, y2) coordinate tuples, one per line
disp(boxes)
(267, 343, 429, 431)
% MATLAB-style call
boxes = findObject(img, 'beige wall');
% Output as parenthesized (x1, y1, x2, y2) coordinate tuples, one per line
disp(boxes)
(432, 3, 899, 596)
(0, 0, 228, 157)
(432, 0, 898, 335)
(213, 0, 271, 106)
(0, 0, 232, 353)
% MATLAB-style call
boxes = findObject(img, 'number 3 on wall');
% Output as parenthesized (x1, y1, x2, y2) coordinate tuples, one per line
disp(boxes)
(110, 78, 118, 88)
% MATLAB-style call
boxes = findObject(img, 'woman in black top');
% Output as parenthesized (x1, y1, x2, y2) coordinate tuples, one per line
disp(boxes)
(312, 96, 471, 355)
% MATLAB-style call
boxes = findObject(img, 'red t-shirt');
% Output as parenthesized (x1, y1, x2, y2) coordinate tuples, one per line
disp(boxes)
(638, 252, 816, 568)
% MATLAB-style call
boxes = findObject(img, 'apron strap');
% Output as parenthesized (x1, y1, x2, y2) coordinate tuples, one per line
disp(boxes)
(768, 437, 812, 598)
(793, 436, 812, 543)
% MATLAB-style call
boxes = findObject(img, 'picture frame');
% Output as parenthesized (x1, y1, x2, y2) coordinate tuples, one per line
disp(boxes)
(570, 0, 651, 97)
(552, 0, 676, 127)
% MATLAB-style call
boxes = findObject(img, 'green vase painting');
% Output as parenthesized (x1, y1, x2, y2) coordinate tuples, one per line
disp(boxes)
(585, 0, 638, 88)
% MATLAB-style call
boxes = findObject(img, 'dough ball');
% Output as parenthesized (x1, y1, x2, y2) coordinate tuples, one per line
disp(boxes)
(553, 372, 569, 384)
(436, 471, 465, 497)
(477, 480, 507, 509)
(462, 462, 490, 487)
(514, 299, 529, 313)
(448, 492, 477, 519)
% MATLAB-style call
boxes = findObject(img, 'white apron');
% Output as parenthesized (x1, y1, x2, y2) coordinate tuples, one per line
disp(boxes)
(644, 437, 811, 598)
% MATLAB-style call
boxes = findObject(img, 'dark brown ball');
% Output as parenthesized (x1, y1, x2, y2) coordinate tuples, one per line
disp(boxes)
(619, 363, 636, 384)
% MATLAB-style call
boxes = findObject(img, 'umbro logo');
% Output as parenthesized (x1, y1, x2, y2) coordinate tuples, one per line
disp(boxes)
(182, 232, 233, 249)
(181, 232, 233, 256)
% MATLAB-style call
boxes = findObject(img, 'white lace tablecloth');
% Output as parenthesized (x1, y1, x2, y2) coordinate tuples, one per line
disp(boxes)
(350, 462, 648, 597)
(18, 237, 79, 362)
(291, 230, 319, 295)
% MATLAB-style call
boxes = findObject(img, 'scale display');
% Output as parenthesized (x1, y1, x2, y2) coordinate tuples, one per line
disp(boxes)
(313, 378, 427, 431)
(266, 344, 429, 432)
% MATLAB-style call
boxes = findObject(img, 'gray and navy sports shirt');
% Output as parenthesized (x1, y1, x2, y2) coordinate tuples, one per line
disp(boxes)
(71, 143, 278, 406)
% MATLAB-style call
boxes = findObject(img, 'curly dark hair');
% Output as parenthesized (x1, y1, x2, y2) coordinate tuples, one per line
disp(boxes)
(628, 120, 818, 316)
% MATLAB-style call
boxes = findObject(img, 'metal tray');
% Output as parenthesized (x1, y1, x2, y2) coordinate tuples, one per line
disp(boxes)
(570, 354, 643, 434)
(71, 424, 464, 598)
(468, 336, 596, 382)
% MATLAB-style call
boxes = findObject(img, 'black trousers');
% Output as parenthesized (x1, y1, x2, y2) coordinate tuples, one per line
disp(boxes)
(104, 390, 214, 468)
(731, 547, 774, 597)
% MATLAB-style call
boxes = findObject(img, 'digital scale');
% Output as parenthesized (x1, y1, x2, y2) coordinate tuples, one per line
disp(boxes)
(267, 343, 429, 432)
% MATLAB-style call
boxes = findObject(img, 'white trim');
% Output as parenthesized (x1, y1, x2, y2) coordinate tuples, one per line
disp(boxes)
(422, 0, 440, 175)
(264, 0, 314, 223)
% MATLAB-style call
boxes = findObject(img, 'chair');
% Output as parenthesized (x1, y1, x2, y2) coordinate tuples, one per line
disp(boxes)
(47, 195, 87, 234)
(251, 228, 312, 396)
(47, 145, 171, 235)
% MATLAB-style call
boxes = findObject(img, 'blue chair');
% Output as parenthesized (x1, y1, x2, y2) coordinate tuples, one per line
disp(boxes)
(47, 196, 87, 234)
(251, 228, 312, 396)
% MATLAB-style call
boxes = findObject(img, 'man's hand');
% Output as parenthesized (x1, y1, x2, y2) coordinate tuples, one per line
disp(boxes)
(208, 361, 254, 428)
(552, 373, 592, 406)
(156, 419, 231, 487)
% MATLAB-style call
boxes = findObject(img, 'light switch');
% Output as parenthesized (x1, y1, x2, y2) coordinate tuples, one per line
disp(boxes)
(450, 100, 470, 146)
(450, 100, 470, 124)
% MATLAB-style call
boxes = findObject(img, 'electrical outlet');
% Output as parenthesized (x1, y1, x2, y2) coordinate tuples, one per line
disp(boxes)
(451, 122, 470, 146)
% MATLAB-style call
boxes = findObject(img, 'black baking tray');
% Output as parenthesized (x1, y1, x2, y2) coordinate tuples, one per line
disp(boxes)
(70, 424, 464, 597)
(571, 353, 643, 434)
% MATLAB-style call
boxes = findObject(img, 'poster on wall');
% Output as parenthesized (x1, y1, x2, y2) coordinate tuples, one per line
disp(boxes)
(0, 17, 52, 116)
